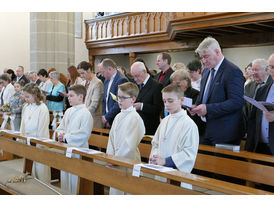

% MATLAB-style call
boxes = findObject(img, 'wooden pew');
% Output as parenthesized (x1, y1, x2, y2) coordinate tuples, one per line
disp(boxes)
(88, 128, 274, 192)
(0, 130, 270, 195)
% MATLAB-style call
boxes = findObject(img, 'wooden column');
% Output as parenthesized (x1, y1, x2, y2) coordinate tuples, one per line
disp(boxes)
(89, 54, 95, 72)
(129, 52, 136, 67)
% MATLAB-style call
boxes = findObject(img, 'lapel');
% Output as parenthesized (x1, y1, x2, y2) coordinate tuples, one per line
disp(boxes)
(137, 76, 152, 101)
(109, 72, 120, 94)
(198, 68, 210, 103)
(206, 59, 226, 100)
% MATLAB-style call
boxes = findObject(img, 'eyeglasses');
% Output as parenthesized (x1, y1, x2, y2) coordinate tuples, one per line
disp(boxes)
(117, 96, 132, 101)
(268, 65, 274, 70)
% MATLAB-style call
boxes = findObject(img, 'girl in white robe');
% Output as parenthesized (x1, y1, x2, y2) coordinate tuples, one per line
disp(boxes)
(150, 84, 199, 174)
(56, 85, 93, 194)
(106, 82, 145, 195)
(20, 83, 50, 183)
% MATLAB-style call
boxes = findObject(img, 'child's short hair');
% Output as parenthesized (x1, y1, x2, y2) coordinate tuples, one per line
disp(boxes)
(14, 80, 25, 87)
(162, 84, 184, 99)
(118, 82, 139, 98)
(23, 83, 45, 105)
(68, 85, 87, 99)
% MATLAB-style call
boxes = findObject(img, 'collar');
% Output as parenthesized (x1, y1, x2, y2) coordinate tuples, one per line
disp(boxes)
(121, 105, 135, 113)
(213, 56, 224, 73)
(142, 74, 150, 86)
(170, 109, 186, 118)
(161, 67, 171, 75)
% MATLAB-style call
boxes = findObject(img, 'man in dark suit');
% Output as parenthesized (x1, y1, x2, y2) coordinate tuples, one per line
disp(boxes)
(29, 71, 41, 86)
(131, 62, 163, 135)
(245, 54, 274, 155)
(14, 66, 29, 85)
(101, 58, 128, 128)
(155, 52, 174, 88)
(190, 37, 245, 145)
(244, 59, 272, 119)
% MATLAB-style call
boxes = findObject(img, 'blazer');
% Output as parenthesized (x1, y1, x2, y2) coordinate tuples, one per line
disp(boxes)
(195, 58, 245, 145)
(136, 76, 163, 135)
(84, 76, 104, 128)
(102, 71, 128, 125)
(244, 75, 272, 119)
(245, 80, 274, 155)
(14, 75, 29, 85)
(154, 67, 174, 88)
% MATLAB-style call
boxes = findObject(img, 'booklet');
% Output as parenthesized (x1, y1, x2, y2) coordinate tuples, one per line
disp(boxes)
(244, 95, 274, 112)
(182, 96, 193, 109)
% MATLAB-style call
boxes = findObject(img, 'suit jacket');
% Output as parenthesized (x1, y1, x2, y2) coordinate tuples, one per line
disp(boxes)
(244, 75, 272, 119)
(154, 67, 174, 88)
(136, 76, 163, 135)
(195, 58, 245, 145)
(85, 76, 104, 128)
(15, 75, 29, 85)
(245, 80, 274, 155)
(102, 71, 128, 125)
(35, 79, 42, 86)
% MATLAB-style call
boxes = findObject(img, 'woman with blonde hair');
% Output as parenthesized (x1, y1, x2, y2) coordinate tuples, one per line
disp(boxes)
(20, 83, 50, 183)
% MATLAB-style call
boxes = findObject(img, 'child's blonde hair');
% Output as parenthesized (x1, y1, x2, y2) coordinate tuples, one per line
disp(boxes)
(118, 82, 139, 98)
(23, 83, 45, 105)
(162, 84, 184, 99)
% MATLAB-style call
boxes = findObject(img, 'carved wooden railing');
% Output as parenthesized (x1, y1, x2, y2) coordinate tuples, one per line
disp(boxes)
(85, 12, 173, 41)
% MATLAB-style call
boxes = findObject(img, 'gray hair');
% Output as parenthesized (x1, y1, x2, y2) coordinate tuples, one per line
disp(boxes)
(252, 58, 268, 71)
(49, 71, 60, 80)
(0, 73, 11, 83)
(195, 37, 221, 54)
(131, 62, 146, 72)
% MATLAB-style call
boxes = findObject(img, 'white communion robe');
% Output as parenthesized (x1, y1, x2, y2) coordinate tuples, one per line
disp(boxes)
(56, 104, 93, 194)
(20, 102, 50, 183)
(106, 106, 145, 195)
(150, 109, 199, 174)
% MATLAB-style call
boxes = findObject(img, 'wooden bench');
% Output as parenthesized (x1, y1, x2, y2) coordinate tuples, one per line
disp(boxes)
(0, 130, 271, 195)
(88, 128, 274, 192)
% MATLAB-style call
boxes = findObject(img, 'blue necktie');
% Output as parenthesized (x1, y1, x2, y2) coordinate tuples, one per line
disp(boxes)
(139, 83, 144, 90)
(202, 69, 215, 104)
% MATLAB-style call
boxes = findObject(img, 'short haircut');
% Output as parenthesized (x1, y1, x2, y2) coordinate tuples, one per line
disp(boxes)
(0, 73, 11, 83)
(133, 57, 151, 75)
(118, 82, 139, 98)
(37, 69, 48, 77)
(162, 84, 184, 99)
(77, 61, 93, 71)
(252, 58, 268, 71)
(23, 83, 45, 104)
(195, 36, 221, 54)
(187, 60, 202, 72)
(49, 71, 60, 80)
(14, 80, 25, 87)
(170, 69, 191, 88)
(161, 52, 171, 65)
(68, 85, 87, 99)
(172, 62, 186, 71)
(101, 58, 117, 70)
(18, 66, 24, 72)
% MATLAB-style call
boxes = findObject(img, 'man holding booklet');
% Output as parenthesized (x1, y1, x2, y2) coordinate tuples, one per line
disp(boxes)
(245, 53, 274, 155)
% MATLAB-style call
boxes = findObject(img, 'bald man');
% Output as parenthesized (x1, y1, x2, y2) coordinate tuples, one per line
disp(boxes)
(131, 62, 163, 135)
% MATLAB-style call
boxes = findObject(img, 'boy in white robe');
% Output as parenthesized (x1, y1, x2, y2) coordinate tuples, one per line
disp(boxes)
(106, 82, 145, 195)
(150, 84, 199, 174)
(20, 83, 50, 183)
(56, 85, 93, 194)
